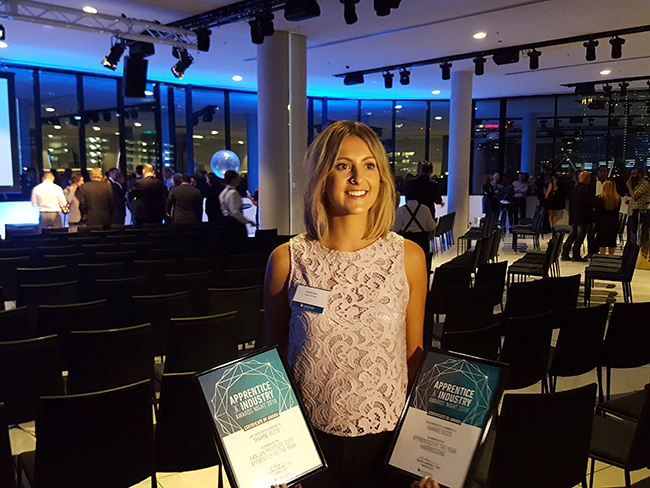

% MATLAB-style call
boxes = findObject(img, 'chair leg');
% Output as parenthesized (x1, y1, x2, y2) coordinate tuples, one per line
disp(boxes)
(597, 366, 604, 403)
(625, 470, 631, 488)
(607, 367, 612, 401)
(589, 457, 596, 488)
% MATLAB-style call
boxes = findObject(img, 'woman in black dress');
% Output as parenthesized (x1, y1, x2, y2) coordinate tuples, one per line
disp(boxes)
(594, 180, 621, 255)
(545, 172, 566, 228)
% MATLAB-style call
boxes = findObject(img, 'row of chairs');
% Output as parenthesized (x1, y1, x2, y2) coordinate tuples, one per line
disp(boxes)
(442, 229, 502, 272)
(431, 211, 456, 255)
(507, 231, 565, 285)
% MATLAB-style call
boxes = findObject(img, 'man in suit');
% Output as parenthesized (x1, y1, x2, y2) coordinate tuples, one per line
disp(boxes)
(587, 166, 609, 255)
(128, 163, 167, 226)
(405, 161, 444, 219)
(166, 173, 203, 224)
(561, 171, 594, 262)
(107, 167, 127, 225)
(76, 168, 114, 227)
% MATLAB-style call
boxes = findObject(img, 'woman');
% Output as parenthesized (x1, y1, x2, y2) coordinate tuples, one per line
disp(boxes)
(482, 174, 498, 217)
(545, 172, 565, 228)
(265, 121, 427, 488)
(594, 180, 621, 255)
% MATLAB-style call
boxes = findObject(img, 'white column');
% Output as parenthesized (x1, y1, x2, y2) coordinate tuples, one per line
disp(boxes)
(257, 31, 307, 235)
(447, 70, 473, 239)
(521, 113, 537, 176)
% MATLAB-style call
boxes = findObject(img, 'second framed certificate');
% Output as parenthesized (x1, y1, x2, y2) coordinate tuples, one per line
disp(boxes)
(196, 347, 327, 488)
(385, 348, 507, 488)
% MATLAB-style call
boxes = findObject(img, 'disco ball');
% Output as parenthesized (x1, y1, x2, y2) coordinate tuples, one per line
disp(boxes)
(210, 150, 240, 178)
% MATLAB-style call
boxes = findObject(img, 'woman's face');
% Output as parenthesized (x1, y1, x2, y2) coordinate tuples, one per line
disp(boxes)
(325, 136, 380, 218)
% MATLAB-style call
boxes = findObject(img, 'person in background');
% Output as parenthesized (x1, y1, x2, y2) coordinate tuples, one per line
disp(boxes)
(172, 173, 183, 187)
(405, 161, 443, 219)
(162, 167, 174, 191)
(594, 180, 622, 255)
(219, 170, 255, 242)
(512, 172, 532, 223)
(247, 187, 259, 228)
(545, 172, 566, 229)
(107, 168, 127, 225)
(76, 168, 114, 228)
(166, 173, 203, 224)
(205, 172, 224, 225)
(265, 121, 426, 488)
(561, 171, 594, 262)
(482, 174, 498, 217)
(63, 174, 83, 231)
(128, 163, 167, 226)
(625, 167, 650, 245)
(31, 170, 66, 229)
(587, 165, 610, 255)
(60, 168, 73, 189)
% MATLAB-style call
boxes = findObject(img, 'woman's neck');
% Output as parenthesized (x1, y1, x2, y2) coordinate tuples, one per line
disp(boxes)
(320, 214, 373, 252)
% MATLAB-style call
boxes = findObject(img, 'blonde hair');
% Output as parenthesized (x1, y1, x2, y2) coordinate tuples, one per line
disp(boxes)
(600, 180, 621, 211)
(89, 168, 103, 182)
(303, 121, 395, 241)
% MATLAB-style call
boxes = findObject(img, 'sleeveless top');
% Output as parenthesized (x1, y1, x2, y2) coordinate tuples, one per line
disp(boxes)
(288, 232, 409, 437)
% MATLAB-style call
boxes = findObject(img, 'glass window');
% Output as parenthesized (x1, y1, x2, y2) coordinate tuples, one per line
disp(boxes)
(172, 86, 187, 173)
(14, 68, 35, 173)
(83, 76, 119, 173)
(429, 101, 450, 194)
(39, 71, 80, 173)
(191, 88, 226, 174)
(472, 100, 501, 193)
(309, 97, 324, 142)
(123, 83, 157, 175)
(229, 91, 258, 185)
(394, 101, 428, 181)
(326, 99, 358, 125)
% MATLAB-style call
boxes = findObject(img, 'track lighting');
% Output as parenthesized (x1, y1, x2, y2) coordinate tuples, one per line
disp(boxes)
(374, 0, 400, 17)
(609, 36, 625, 59)
(249, 12, 274, 44)
(440, 61, 452, 81)
(584, 39, 598, 62)
(194, 28, 211, 52)
(344, 73, 364, 85)
(619, 81, 629, 97)
(171, 47, 193, 79)
(473, 56, 485, 76)
(603, 84, 612, 97)
(383, 71, 393, 89)
(528, 49, 541, 70)
(101, 41, 125, 70)
(341, 0, 359, 25)
(399, 68, 410, 85)
(284, 0, 321, 21)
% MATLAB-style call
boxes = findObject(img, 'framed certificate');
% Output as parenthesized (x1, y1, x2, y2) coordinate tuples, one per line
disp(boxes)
(385, 348, 507, 488)
(195, 346, 327, 488)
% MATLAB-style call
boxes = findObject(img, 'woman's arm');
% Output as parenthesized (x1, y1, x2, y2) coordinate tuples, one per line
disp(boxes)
(264, 243, 292, 360)
(403, 239, 427, 384)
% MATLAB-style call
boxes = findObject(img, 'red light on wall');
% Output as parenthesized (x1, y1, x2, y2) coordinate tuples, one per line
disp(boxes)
(484, 124, 499, 129)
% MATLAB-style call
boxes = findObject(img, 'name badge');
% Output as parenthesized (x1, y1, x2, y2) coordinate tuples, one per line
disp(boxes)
(291, 285, 330, 314)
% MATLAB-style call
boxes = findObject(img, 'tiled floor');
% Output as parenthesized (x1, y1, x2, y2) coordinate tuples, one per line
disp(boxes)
(10, 233, 650, 488)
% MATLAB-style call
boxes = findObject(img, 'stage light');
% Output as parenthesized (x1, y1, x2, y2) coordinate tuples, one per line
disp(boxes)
(101, 42, 125, 70)
(249, 19, 264, 44)
(440, 61, 452, 81)
(344, 73, 364, 85)
(194, 28, 211, 52)
(575, 82, 596, 95)
(383, 71, 394, 89)
(603, 84, 612, 97)
(374, 0, 400, 17)
(584, 39, 598, 61)
(619, 81, 629, 97)
(528, 49, 541, 70)
(492, 48, 519, 65)
(473, 56, 485, 76)
(341, 0, 359, 25)
(284, 0, 321, 21)
(399, 68, 410, 85)
(171, 47, 194, 79)
(610, 36, 625, 59)
(0, 25, 5, 41)
(250, 12, 274, 44)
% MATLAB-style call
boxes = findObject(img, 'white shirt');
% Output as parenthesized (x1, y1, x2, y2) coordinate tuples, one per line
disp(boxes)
(31, 179, 66, 212)
(219, 185, 249, 225)
(392, 200, 437, 233)
(596, 179, 605, 196)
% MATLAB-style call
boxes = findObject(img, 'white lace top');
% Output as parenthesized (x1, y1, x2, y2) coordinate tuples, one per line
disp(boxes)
(288, 232, 409, 437)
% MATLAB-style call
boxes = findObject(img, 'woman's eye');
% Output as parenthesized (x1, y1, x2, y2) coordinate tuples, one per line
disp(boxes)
(336, 163, 349, 170)
(366, 163, 375, 169)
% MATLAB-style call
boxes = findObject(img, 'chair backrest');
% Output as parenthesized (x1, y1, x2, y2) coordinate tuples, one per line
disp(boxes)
(165, 312, 238, 374)
(33, 380, 154, 488)
(38, 300, 109, 370)
(120, 240, 154, 260)
(228, 252, 268, 270)
(429, 265, 472, 313)
(18, 281, 79, 338)
(155, 373, 220, 473)
(183, 255, 227, 287)
(33, 245, 76, 266)
(548, 304, 608, 378)
(541, 274, 580, 316)
(0, 248, 31, 259)
(0, 307, 30, 342)
(42, 252, 86, 281)
(0, 335, 63, 424)
(208, 286, 263, 345)
(163, 271, 212, 317)
(0, 256, 30, 301)
(628, 383, 650, 471)
(444, 284, 498, 334)
(441, 322, 501, 361)
(500, 310, 554, 390)
(0, 403, 15, 488)
(223, 267, 266, 288)
(68, 236, 100, 249)
(132, 291, 192, 356)
(621, 243, 640, 281)
(80, 243, 119, 257)
(475, 261, 507, 307)
(602, 302, 650, 369)
(489, 228, 502, 261)
(485, 383, 596, 488)
(67, 324, 153, 395)
(94, 250, 136, 266)
(133, 258, 180, 295)
(16, 266, 68, 286)
(551, 230, 566, 264)
(503, 279, 545, 322)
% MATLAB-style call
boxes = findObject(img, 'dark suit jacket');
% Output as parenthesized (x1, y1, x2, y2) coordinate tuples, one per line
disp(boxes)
(407, 175, 443, 218)
(128, 176, 167, 224)
(166, 183, 203, 224)
(75, 181, 114, 227)
(568, 182, 594, 225)
(111, 180, 127, 225)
